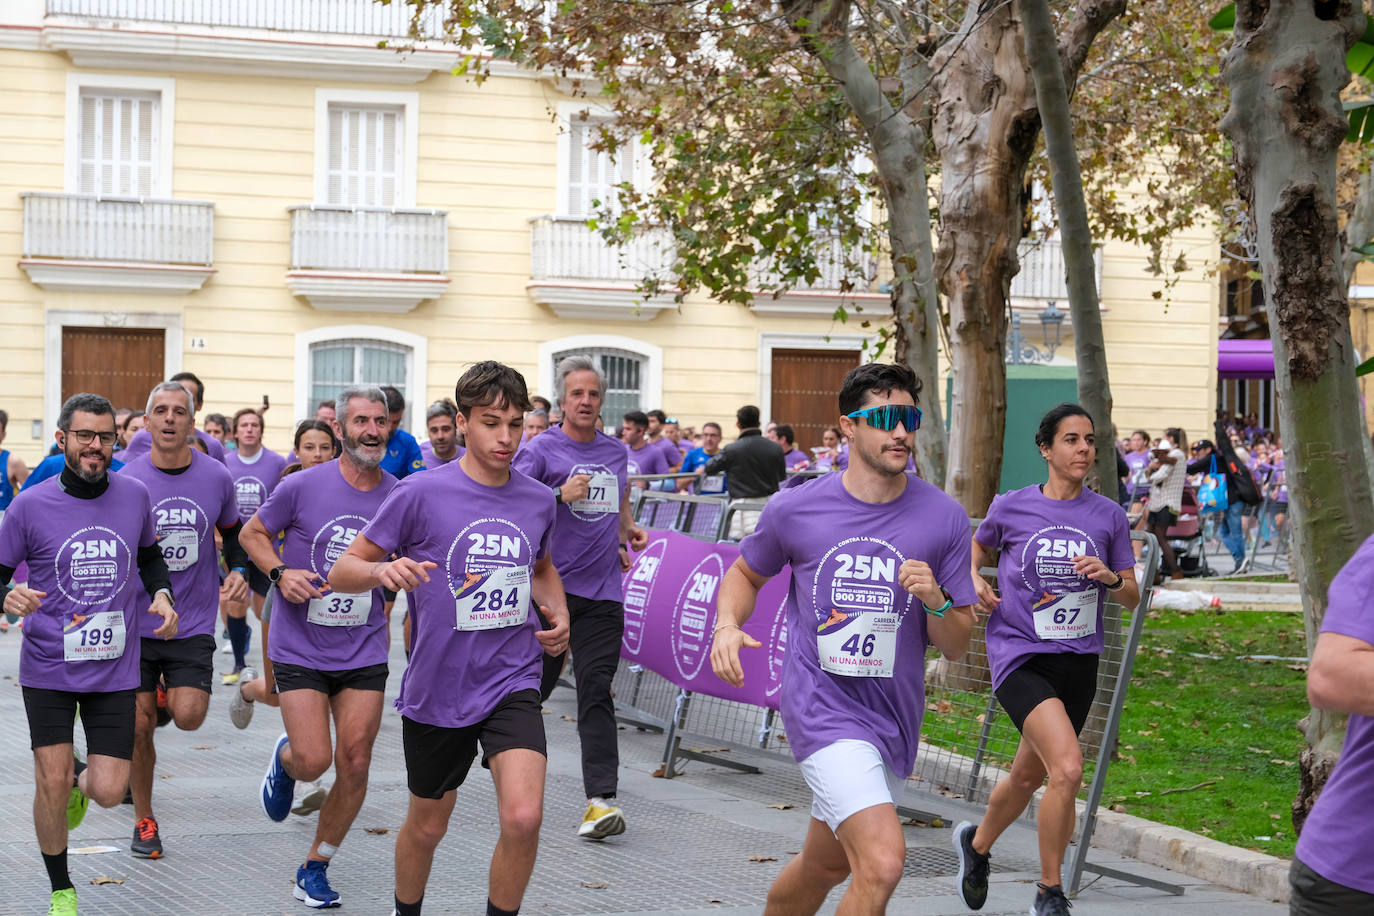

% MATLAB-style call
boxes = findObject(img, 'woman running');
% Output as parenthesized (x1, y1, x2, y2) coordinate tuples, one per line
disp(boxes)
(952, 403, 1139, 916)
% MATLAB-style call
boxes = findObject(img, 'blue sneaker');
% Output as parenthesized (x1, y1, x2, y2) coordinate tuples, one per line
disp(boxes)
(260, 732, 295, 822)
(294, 859, 341, 908)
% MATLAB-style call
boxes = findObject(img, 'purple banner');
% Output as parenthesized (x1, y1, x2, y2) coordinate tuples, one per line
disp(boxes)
(621, 530, 791, 710)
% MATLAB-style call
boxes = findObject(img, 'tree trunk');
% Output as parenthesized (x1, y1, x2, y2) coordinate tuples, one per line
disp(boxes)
(1221, 0, 1374, 834)
(782, 0, 948, 484)
(1018, 0, 1116, 495)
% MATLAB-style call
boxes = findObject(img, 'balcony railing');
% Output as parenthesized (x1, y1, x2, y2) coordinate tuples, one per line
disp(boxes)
(289, 206, 448, 274)
(529, 216, 676, 285)
(752, 234, 869, 293)
(1011, 236, 1103, 301)
(21, 192, 214, 265)
(45, 0, 449, 38)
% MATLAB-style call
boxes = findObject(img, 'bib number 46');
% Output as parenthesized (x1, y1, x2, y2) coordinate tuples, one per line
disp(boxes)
(840, 632, 878, 657)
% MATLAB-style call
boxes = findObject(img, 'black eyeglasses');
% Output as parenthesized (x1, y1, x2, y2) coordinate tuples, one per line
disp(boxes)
(845, 404, 922, 432)
(65, 429, 118, 447)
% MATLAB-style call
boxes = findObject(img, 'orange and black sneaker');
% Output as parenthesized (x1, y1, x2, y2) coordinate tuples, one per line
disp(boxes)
(131, 816, 163, 858)
(155, 679, 171, 728)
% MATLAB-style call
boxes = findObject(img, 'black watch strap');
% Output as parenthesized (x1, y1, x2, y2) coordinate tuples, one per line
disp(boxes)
(553, 484, 563, 504)
(269, 564, 287, 584)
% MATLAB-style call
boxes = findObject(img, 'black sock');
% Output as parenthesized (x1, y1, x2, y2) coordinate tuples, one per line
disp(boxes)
(394, 894, 423, 916)
(43, 850, 73, 893)
(226, 615, 250, 669)
(486, 900, 519, 916)
(73, 756, 86, 789)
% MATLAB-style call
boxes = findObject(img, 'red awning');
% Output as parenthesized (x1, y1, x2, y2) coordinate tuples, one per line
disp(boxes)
(1218, 338, 1274, 380)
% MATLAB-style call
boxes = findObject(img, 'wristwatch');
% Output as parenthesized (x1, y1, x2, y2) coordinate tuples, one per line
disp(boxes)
(552, 484, 563, 504)
(923, 586, 953, 618)
(269, 564, 287, 584)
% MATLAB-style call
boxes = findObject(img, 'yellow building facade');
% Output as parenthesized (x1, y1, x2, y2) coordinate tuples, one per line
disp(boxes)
(0, 1, 1222, 467)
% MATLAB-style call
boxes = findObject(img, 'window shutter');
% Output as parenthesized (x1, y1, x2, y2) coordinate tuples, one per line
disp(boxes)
(327, 104, 402, 208)
(79, 90, 157, 197)
(566, 119, 587, 218)
(565, 117, 638, 219)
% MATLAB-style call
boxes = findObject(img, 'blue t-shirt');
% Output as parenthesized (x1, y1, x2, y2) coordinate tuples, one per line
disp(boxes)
(23, 453, 125, 490)
(0, 451, 13, 510)
(381, 428, 426, 479)
(680, 447, 726, 494)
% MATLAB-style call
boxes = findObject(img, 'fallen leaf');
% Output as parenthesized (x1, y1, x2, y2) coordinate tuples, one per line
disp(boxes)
(706, 897, 722, 904)
(935, 699, 952, 714)
(766, 803, 795, 810)
(1287, 664, 1308, 672)
(687, 747, 730, 754)
(1270, 759, 1296, 766)
(1247, 746, 1273, 755)
(650, 764, 667, 778)
(193, 745, 213, 750)
(560, 715, 577, 722)
(975, 713, 986, 724)
(748, 855, 778, 863)
(1149, 700, 1164, 707)
(541, 708, 552, 715)
(1110, 804, 1127, 813)
(90, 875, 124, 885)
(159, 774, 172, 779)
(581, 881, 609, 889)
(364, 827, 389, 835)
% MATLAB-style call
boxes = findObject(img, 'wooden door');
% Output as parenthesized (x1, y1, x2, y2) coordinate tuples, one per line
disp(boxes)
(770, 348, 860, 452)
(61, 327, 165, 411)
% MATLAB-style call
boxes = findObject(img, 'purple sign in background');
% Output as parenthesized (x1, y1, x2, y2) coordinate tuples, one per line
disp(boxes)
(621, 530, 791, 710)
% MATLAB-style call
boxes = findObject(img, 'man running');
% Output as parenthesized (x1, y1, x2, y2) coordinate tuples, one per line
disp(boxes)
(222, 408, 287, 677)
(420, 400, 464, 469)
(0, 393, 178, 916)
(120, 372, 226, 464)
(243, 386, 397, 909)
(514, 354, 648, 839)
(379, 386, 426, 480)
(330, 361, 570, 916)
(121, 382, 250, 859)
(711, 363, 976, 916)
(622, 411, 671, 487)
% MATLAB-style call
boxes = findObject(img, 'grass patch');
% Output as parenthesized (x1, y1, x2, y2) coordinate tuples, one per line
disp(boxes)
(1106, 609, 1307, 858)
(1215, 573, 1293, 583)
(920, 611, 1308, 858)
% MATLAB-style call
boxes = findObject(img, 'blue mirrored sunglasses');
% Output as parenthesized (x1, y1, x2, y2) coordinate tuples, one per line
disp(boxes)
(845, 404, 922, 432)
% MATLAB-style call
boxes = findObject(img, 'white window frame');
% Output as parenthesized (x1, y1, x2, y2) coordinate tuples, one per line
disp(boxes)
(314, 88, 419, 208)
(43, 309, 184, 434)
(294, 325, 428, 435)
(756, 332, 873, 428)
(555, 101, 649, 220)
(65, 73, 176, 198)
(538, 333, 662, 410)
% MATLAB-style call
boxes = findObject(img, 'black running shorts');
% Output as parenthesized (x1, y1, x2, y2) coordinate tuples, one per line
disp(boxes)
(271, 661, 389, 696)
(139, 633, 216, 693)
(994, 652, 1099, 734)
(402, 689, 546, 799)
(246, 564, 271, 598)
(24, 686, 136, 758)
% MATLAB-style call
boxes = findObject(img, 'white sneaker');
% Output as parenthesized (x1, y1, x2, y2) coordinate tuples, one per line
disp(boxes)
(220, 639, 233, 655)
(228, 666, 256, 729)
(292, 781, 329, 817)
(577, 800, 626, 839)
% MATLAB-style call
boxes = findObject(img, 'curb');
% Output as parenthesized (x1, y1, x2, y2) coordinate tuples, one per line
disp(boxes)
(1089, 807, 1291, 903)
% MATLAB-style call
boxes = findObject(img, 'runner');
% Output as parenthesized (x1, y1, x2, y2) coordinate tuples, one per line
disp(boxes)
(379, 386, 426, 479)
(952, 403, 1138, 916)
(513, 354, 648, 839)
(121, 382, 250, 859)
(0, 393, 178, 916)
(0, 408, 31, 514)
(677, 421, 726, 495)
(222, 408, 288, 679)
(711, 362, 976, 916)
(231, 418, 342, 721)
(330, 361, 570, 916)
(419, 399, 464, 469)
(120, 372, 226, 464)
(242, 388, 396, 908)
(622, 411, 671, 487)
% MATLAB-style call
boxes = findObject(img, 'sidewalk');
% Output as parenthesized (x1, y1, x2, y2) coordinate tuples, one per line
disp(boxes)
(0, 615, 1286, 915)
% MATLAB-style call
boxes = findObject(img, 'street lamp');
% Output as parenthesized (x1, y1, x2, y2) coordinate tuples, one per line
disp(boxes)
(1006, 300, 1066, 365)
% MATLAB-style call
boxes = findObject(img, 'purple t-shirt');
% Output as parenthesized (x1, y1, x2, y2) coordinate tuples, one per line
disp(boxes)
(420, 439, 465, 470)
(0, 475, 157, 692)
(626, 440, 672, 477)
(740, 471, 977, 776)
(225, 448, 288, 524)
(122, 427, 226, 464)
(975, 485, 1135, 688)
(1296, 533, 1374, 894)
(121, 452, 240, 638)
(512, 425, 628, 602)
(652, 436, 683, 470)
(363, 460, 555, 727)
(1123, 450, 1150, 497)
(256, 460, 397, 671)
(783, 448, 810, 470)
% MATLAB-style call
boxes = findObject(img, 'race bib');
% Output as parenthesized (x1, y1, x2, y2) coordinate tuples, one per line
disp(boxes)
(571, 473, 619, 515)
(306, 591, 372, 627)
(816, 611, 897, 678)
(1032, 590, 1099, 640)
(159, 529, 199, 573)
(63, 610, 126, 661)
(700, 474, 726, 494)
(454, 564, 531, 631)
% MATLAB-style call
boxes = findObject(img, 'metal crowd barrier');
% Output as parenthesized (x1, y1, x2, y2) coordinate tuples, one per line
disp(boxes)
(609, 507, 1166, 896)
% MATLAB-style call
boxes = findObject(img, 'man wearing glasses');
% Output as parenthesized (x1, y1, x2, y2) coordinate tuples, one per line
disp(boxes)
(711, 363, 976, 916)
(0, 393, 178, 916)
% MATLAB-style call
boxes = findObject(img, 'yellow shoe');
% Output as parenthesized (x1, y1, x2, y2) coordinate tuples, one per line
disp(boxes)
(47, 887, 77, 916)
(577, 801, 625, 839)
